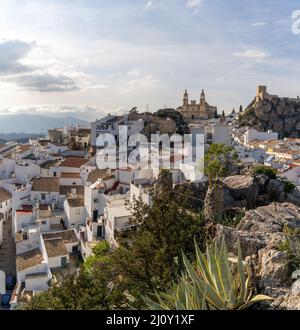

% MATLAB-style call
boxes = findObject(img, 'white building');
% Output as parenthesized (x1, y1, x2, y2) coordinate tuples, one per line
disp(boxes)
(244, 128, 279, 147)
(31, 177, 60, 205)
(15, 161, 40, 185)
(104, 194, 132, 249)
(91, 114, 144, 147)
(64, 190, 86, 230)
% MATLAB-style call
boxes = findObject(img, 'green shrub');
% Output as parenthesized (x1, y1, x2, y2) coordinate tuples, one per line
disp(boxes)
(283, 180, 296, 193)
(277, 225, 300, 273)
(252, 165, 277, 179)
(92, 240, 110, 256)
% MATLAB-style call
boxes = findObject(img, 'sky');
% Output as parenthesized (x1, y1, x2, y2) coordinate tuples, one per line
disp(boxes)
(0, 0, 300, 120)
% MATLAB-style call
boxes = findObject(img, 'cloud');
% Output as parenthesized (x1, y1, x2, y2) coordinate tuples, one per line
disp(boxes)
(0, 40, 35, 75)
(7, 73, 80, 92)
(250, 22, 267, 27)
(145, 1, 152, 9)
(0, 104, 105, 120)
(127, 68, 142, 77)
(128, 74, 158, 87)
(216, 76, 225, 83)
(0, 39, 96, 92)
(233, 49, 267, 60)
(186, 0, 202, 10)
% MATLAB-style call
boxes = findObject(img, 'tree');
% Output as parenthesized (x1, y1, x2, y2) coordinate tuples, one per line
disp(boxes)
(239, 105, 243, 113)
(25, 255, 128, 310)
(24, 170, 205, 310)
(204, 144, 239, 187)
(113, 169, 205, 307)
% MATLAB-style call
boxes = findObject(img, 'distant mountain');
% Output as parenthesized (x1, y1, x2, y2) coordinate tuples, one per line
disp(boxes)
(0, 133, 45, 143)
(0, 114, 89, 134)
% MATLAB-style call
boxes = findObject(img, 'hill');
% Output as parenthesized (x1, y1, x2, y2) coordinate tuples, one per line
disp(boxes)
(0, 114, 89, 134)
(238, 89, 300, 138)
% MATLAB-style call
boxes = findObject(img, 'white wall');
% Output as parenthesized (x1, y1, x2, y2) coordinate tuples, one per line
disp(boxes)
(14, 212, 35, 233)
(64, 200, 86, 230)
(48, 254, 69, 269)
(84, 186, 107, 218)
(31, 191, 59, 205)
(59, 177, 82, 186)
(17, 262, 49, 282)
(0, 158, 16, 179)
(245, 128, 278, 146)
(25, 274, 51, 292)
(15, 163, 40, 185)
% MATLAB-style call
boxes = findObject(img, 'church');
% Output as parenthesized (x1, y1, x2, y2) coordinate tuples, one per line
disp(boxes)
(176, 89, 217, 122)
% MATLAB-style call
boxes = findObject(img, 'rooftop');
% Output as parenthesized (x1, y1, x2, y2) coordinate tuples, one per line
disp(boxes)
(87, 169, 114, 183)
(32, 177, 60, 192)
(61, 172, 81, 179)
(0, 187, 12, 203)
(16, 248, 44, 271)
(59, 185, 84, 196)
(44, 238, 68, 258)
(60, 157, 88, 168)
(42, 229, 78, 244)
(40, 160, 61, 169)
(67, 195, 85, 208)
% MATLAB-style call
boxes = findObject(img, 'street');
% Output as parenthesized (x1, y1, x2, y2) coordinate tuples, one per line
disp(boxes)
(0, 215, 16, 310)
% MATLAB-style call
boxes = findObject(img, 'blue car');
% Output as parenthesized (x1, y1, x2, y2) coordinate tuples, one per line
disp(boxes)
(6, 275, 15, 290)
(1, 294, 11, 308)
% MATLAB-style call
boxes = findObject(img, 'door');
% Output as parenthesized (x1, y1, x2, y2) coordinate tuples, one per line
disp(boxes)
(61, 256, 67, 268)
(97, 225, 103, 238)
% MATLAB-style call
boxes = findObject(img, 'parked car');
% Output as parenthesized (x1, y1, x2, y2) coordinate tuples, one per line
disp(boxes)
(1, 294, 11, 308)
(5, 275, 15, 290)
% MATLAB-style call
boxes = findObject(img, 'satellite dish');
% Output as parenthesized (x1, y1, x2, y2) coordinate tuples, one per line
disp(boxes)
(0, 269, 5, 294)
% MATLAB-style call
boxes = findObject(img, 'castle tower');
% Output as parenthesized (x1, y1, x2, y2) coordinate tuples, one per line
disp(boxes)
(183, 89, 189, 106)
(200, 89, 206, 105)
(256, 86, 267, 101)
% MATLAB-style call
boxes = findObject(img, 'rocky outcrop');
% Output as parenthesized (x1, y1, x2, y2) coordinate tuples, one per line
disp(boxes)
(154, 108, 190, 135)
(215, 203, 300, 309)
(204, 184, 225, 221)
(238, 96, 300, 138)
(204, 175, 300, 220)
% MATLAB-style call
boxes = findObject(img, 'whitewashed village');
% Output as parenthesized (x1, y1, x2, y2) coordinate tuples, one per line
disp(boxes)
(1, 86, 300, 310)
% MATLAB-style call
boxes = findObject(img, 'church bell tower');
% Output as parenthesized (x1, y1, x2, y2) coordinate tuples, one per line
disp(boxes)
(183, 89, 189, 106)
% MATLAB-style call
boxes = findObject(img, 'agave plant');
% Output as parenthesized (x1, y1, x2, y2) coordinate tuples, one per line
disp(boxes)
(143, 238, 273, 310)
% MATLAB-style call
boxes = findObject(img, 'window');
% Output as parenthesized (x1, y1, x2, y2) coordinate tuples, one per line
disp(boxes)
(41, 194, 46, 201)
(206, 133, 213, 140)
(41, 221, 47, 225)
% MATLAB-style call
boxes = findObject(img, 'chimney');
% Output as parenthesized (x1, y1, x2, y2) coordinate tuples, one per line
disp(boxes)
(71, 188, 77, 199)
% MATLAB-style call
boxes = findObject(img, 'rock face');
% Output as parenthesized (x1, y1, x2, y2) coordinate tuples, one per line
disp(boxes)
(215, 203, 300, 309)
(153, 108, 190, 135)
(223, 175, 259, 208)
(238, 96, 300, 138)
(204, 175, 300, 220)
(204, 184, 225, 221)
